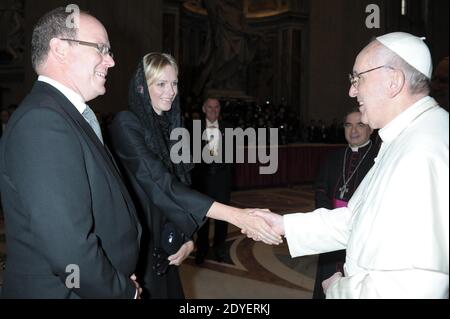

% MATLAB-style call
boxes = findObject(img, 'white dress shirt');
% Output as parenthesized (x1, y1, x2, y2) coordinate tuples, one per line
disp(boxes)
(205, 119, 220, 156)
(38, 76, 104, 144)
(38, 75, 87, 115)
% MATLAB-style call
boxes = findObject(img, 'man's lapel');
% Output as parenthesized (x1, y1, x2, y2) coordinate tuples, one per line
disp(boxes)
(34, 81, 140, 228)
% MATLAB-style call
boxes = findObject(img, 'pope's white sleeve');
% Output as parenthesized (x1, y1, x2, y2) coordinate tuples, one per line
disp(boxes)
(284, 207, 352, 257)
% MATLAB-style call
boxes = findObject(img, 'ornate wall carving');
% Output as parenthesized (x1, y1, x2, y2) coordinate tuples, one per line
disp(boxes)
(179, 1, 308, 109)
(0, 0, 25, 66)
(0, 0, 25, 109)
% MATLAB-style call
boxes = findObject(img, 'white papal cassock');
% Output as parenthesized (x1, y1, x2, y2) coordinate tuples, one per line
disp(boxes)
(285, 97, 449, 298)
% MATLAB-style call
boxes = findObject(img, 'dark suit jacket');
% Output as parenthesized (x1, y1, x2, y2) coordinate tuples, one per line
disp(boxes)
(0, 81, 141, 298)
(108, 111, 213, 298)
(191, 119, 233, 203)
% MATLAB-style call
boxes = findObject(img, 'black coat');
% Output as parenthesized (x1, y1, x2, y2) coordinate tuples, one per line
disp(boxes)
(108, 111, 213, 298)
(0, 81, 141, 298)
(312, 141, 379, 299)
(191, 119, 233, 203)
(315, 142, 379, 208)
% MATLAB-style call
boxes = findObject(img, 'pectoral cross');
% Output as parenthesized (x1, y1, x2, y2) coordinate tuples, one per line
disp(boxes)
(339, 184, 349, 199)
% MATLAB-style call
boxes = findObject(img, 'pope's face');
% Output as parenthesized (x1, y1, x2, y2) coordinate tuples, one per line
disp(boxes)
(349, 43, 392, 129)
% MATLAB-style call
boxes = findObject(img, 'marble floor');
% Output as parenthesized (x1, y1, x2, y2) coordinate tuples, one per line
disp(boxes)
(0, 184, 317, 298)
(181, 184, 317, 299)
(181, 231, 317, 299)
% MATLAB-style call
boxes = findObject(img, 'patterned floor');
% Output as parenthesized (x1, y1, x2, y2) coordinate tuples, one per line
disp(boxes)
(0, 184, 317, 298)
(181, 184, 317, 298)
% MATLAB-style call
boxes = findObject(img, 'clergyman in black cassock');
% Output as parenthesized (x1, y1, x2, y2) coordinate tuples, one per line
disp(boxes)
(313, 110, 380, 299)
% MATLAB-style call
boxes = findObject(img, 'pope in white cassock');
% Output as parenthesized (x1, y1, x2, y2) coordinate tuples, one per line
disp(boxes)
(251, 32, 449, 298)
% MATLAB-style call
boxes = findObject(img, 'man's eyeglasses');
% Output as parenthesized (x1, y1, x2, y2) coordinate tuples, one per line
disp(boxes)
(59, 38, 114, 59)
(349, 65, 394, 88)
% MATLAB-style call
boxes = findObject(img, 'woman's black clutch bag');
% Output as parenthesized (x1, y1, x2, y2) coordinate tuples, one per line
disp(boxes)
(161, 222, 185, 255)
(153, 222, 186, 276)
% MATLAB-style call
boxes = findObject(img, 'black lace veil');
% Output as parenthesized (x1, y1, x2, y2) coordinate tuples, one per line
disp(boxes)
(128, 59, 194, 185)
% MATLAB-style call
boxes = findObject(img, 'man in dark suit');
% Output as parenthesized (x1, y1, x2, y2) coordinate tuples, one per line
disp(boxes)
(193, 97, 233, 264)
(0, 7, 142, 298)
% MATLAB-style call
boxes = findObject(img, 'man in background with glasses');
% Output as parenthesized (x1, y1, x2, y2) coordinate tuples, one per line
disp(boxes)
(252, 32, 448, 298)
(0, 7, 142, 298)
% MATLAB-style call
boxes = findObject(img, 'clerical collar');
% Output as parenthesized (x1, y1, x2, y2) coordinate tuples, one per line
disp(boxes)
(379, 96, 437, 143)
(349, 139, 371, 152)
(206, 119, 219, 128)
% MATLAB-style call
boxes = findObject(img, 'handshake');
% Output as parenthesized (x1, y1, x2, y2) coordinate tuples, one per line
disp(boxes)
(207, 202, 289, 245)
(237, 208, 285, 245)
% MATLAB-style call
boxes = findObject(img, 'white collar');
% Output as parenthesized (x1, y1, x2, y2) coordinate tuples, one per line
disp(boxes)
(349, 139, 371, 152)
(379, 96, 438, 143)
(38, 75, 87, 114)
(206, 119, 219, 128)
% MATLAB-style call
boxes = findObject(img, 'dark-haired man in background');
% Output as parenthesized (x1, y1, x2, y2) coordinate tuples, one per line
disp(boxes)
(313, 110, 379, 298)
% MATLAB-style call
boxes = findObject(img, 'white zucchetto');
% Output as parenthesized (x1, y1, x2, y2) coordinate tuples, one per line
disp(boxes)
(376, 32, 432, 79)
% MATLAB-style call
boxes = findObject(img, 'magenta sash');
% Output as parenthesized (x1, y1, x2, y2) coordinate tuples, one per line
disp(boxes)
(333, 198, 348, 208)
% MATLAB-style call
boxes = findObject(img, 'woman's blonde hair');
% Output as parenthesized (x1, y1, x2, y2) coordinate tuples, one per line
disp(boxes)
(143, 52, 178, 86)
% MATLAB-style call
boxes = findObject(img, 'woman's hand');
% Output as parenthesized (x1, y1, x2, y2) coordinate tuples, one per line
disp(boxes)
(168, 240, 194, 266)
